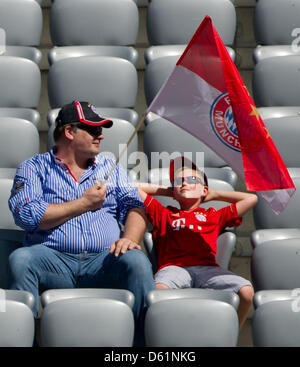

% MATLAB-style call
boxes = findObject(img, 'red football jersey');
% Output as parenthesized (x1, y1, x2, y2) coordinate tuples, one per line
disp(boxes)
(144, 195, 242, 271)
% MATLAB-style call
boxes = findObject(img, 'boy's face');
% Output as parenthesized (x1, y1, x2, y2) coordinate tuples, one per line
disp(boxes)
(172, 168, 208, 204)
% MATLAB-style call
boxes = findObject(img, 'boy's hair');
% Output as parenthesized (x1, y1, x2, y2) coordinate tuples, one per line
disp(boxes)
(169, 157, 208, 186)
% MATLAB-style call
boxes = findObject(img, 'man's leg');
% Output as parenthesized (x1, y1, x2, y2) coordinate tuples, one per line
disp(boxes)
(8, 245, 77, 317)
(78, 249, 155, 346)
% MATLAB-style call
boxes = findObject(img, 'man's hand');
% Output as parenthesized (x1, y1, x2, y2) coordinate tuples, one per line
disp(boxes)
(109, 238, 142, 257)
(81, 184, 107, 211)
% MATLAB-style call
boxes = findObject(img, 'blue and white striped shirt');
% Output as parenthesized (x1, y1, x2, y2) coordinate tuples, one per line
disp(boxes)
(9, 150, 144, 253)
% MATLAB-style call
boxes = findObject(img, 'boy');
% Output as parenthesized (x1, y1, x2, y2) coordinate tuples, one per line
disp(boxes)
(135, 157, 257, 329)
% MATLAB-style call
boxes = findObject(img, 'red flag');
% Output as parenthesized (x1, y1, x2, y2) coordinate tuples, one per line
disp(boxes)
(147, 16, 295, 214)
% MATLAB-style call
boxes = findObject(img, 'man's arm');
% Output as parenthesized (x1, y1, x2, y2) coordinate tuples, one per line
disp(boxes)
(39, 184, 107, 230)
(109, 207, 148, 257)
(203, 189, 258, 217)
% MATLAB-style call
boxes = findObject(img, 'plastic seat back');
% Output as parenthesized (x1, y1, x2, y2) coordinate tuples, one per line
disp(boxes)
(253, 177, 300, 230)
(41, 288, 135, 309)
(251, 238, 300, 291)
(41, 297, 134, 347)
(50, 0, 139, 46)
(0, 300, 34, 347)
(253, 56, 300, 107)
(48, 57, 138, 108)
(0, 0, 42, 46)
(0, 118, 39, 168)
(146, 288, 239, 309)
(147, 0, 236, 46)
(0, 178, 24, 288)
(252, 299, 300, 347)
(145, 298, 238, 347)
(0, 57, 41, 108)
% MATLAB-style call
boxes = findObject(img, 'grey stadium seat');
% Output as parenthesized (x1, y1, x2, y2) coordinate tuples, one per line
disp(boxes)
(41, 288, 135, 309)
(49, 45, 138, 66)
(145, 44, 236, 64)
(0, 57, 41, 108)
(143, 116, 238, 188)
(251, 238, 300, 291)
(252, 299, 300, 347)
(145, 298, 238, 347)
(0, 178, 24, 288)
(41, 297, 135, 347)
(0, 300, 35, 347)
(47, 56, 138, 109)
(0, 108, 40, 127)
(146, 288, 240, 310)
(253, 56, 300, 107)
(261, 116, 300, 168)
(258, 106, 300, 121)
(252, 177, 300, 230)
(253, 0, 300, 63)
(253, 289, 300, 309)
(0, 118, 40, 168)
(251, 228, 300, 249)
(146, 0, 236, 63)
(4, 289, 35, 311)
(49, 0, 139, 65)
(0, 0, 42, 64)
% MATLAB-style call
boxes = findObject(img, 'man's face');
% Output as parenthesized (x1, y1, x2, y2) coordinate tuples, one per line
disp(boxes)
(172, 168, 207, 202)
(71, 123, 104, 158)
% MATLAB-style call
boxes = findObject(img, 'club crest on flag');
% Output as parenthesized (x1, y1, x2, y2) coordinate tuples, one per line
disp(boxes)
(210, 92, 240, 152)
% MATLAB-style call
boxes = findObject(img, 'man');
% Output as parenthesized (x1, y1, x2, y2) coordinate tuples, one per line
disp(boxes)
(8, 100, 155, 346)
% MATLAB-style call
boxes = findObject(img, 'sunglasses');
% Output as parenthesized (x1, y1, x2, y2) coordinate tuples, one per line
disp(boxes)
(172, 176, 204, 187)
(72, 123, 103, 137)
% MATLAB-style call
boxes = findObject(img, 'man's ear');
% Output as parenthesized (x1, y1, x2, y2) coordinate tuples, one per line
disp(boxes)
(201, 185, 209, 199)
(64, 125, 75, 140)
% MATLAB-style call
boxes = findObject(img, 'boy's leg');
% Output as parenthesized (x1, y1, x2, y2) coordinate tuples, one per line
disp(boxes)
(237, 285, 254, 330)
(186, 265, 254, 330)
(154, 265, 193, 289)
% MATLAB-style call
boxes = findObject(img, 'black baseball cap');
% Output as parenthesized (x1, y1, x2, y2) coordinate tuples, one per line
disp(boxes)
(55, 101, 113, 128)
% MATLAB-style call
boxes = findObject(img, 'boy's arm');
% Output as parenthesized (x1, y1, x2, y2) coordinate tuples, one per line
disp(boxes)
(133, 182, 173, 202)
(203, 189, 258, 217)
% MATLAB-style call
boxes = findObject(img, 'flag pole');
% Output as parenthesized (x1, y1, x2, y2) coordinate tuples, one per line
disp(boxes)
(103, 112, 148, 183)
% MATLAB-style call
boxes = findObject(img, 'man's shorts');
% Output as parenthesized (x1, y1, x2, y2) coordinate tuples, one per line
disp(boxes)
(154, 265, 252, 293)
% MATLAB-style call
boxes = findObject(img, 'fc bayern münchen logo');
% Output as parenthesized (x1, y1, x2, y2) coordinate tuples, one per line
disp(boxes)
(210, 92, 241, 152)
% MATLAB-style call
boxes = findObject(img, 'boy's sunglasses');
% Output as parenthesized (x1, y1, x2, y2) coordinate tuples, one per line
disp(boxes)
(172, 176, 204, 187)
(72, 123, 103, 137)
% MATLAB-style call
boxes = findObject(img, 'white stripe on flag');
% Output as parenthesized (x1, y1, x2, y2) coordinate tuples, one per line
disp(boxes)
(148, 65, 244, 178)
